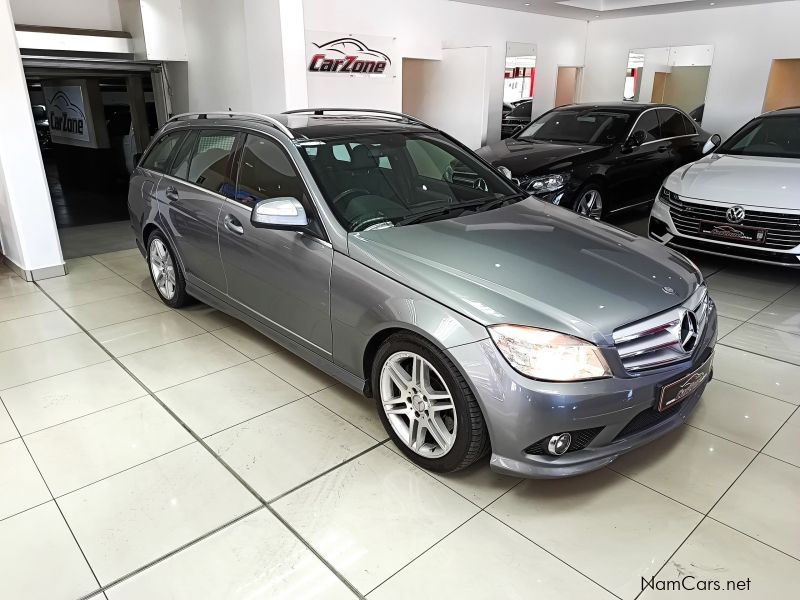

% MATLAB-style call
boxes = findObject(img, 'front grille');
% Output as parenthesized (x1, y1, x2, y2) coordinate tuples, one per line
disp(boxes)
(524, 427, 604, 455)
(669, 237, 800, 266)
(613, 403, 683, 441)
(660, 189, 800, 250)
(613, 285, 711, 373)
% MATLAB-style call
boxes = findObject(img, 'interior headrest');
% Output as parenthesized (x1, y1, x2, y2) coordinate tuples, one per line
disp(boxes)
(350, 144, 379, 169)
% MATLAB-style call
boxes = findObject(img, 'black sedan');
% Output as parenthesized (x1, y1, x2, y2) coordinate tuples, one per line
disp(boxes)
(500, 99, 532, 139)
(478, 103, 718, 220)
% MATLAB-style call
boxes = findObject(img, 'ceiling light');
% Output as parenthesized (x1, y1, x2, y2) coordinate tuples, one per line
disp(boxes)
(524, 2, 531, 5)
(709, 1, 715, 4)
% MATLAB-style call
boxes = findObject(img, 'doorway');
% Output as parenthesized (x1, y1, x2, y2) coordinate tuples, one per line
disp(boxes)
(24, 57, 168, 258)
(763, 59, 800, 112)
(555, 66, 581, 107)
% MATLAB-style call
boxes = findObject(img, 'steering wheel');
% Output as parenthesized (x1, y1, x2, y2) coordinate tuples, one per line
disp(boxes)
(332, 188, 371, 211)
(350, 214, 393, 232)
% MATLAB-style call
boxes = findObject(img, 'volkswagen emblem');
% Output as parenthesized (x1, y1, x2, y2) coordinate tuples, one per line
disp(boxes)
(726, 205, 746, 224)
(680, 310, 699, 352)
(662, 286, 676, 296)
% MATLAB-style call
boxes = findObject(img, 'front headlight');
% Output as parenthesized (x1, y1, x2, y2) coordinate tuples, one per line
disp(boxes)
(525, 173, 569, 194)
(488, 324, 611, 382)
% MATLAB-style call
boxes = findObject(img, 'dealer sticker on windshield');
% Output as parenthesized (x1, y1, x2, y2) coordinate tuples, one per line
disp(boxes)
(658, 354, 713, 412)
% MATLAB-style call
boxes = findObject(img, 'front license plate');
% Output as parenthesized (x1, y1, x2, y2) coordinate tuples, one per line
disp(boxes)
(658, 355, 713, 412)
(700, 221, 766, 245)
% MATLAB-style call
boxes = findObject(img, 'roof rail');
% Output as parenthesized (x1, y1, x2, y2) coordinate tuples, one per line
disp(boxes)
(282, 108, 435, 130)
(166, 111, 294, 139)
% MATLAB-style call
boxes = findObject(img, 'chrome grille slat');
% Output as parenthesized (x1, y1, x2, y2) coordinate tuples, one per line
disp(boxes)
(661, 192, 800, 251)
(614, 285, 711, 373)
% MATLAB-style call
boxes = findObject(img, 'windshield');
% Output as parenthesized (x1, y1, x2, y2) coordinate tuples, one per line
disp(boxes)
(298, 132, 520, 232)
(517, 108, 631, 144)
(718, 116, 800, 159)
(506, 101, 532, 119)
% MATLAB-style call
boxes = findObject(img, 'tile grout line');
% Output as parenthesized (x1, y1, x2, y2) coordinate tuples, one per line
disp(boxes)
(75, 506, 265, 600)
(0, 395, 106, 596)
(374, 443, 624, 599)
(33, 282, 369, 600)
(632, 401, 800, 600)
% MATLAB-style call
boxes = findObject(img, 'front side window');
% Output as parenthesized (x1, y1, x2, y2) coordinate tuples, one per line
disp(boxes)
(718, 116, 800, 159)
(517, 108, 631, 144)
(141, 131, 185, 172)
(235, 135, 307, 208)
(298, 132, 520, 232)
(631, 110, 661, 143)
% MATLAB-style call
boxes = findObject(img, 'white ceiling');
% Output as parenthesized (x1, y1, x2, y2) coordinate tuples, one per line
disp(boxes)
(451, 0, 789, 20)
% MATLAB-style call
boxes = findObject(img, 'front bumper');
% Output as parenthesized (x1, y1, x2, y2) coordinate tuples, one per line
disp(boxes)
(448, 304, 717, 478)
(649, 197, 800, 267)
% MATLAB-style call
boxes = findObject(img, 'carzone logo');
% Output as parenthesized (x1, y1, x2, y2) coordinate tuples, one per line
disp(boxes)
(308, 37, 392, 75)
(48, 90, 87, 137)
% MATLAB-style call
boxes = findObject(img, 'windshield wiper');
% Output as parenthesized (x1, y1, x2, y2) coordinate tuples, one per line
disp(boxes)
(396, 194, 526, 226)
(475, 192, 527, 212)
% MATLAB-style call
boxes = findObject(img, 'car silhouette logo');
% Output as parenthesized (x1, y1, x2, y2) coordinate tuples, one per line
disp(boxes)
(680, 310, 699, 352)
(662, 286, 676, 295)
(726, 205, 746, 224)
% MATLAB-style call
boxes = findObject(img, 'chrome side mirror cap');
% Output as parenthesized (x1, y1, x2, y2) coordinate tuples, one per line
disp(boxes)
(703, 133, 722, 155)
(251, 197, 308, 229)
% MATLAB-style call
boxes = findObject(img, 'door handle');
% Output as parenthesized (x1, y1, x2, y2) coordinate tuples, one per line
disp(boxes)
(657, 145, 669, 153)
(223, 214, 244, 235)
(165, 186, 179, 201)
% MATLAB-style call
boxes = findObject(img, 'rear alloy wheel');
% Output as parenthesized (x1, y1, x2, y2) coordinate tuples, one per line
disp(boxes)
(575, 185, 604, 220)
(373, 333, 489, 472)
(147, 231, 190, 308)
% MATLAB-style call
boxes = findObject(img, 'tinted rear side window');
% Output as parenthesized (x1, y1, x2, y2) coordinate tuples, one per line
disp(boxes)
(659, 109, 693, 138)
(187, 131, 237, 194)
(141, 131, 185, 172)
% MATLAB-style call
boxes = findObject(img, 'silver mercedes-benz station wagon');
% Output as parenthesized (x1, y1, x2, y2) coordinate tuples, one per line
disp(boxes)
(128, 109, 717, 478)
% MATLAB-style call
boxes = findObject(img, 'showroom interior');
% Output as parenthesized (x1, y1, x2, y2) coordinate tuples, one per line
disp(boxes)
(1, 0, 799, 598)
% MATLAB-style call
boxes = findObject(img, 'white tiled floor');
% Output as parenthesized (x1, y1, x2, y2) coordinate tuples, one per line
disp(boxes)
(1, 251, 799, 599)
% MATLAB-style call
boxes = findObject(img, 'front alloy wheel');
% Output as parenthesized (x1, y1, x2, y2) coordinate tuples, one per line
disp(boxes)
(576, 187, 603, 220)
(373, 333, 489, 473)
(380, 351, 457, 457)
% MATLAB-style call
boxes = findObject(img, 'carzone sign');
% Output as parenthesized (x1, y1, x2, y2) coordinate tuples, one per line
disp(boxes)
(43, 85, 90, 143)
(307, 34, 394, 77)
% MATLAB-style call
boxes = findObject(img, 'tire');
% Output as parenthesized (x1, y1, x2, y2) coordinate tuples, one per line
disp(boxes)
(573, 182, 606, 220)
(372, 332, 489, 473)
(147, 230, 190, 308)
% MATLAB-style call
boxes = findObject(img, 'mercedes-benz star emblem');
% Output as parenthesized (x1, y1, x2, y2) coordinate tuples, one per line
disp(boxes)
(680, 310, 699, 352)
(726, 205, 746, 224)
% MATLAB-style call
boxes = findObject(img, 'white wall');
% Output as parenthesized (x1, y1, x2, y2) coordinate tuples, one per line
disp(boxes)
(180, 0, 306, 113)
(10, 0, 122, 30)
(403, 48, 491, 149)
(582, 1, 800, 137)
(0, 0, 63, 274)
(302, 0, 588, 144)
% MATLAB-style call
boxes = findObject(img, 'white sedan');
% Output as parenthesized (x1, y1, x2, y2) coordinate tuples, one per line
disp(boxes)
(649, 107, 800, 267)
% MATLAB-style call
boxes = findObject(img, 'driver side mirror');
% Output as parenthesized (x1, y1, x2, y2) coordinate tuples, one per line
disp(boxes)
(703, 134, 722, 155)
(625, 130, 647, 149)
(251, 197, 308, 230)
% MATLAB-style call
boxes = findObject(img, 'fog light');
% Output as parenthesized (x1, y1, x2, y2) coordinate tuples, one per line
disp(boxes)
(547, 433, 572, 456)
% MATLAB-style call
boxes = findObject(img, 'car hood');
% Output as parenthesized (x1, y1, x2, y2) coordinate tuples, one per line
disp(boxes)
(667, 154, 800, 210)
(348, 199, 701, 345)
(476, 138, 606, 175)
